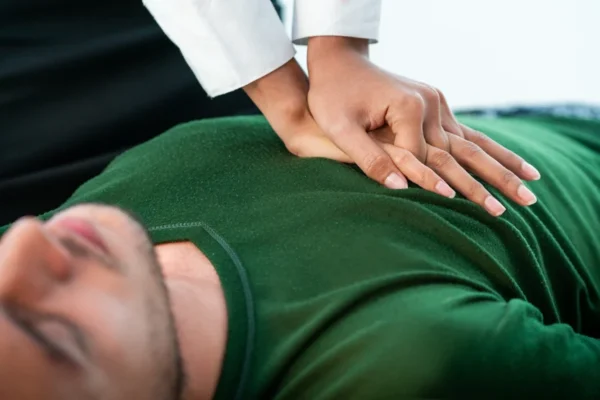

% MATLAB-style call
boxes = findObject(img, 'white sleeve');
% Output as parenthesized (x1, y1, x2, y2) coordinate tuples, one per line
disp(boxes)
(143, 0, 296, 97)
(292, 0, 383, 45)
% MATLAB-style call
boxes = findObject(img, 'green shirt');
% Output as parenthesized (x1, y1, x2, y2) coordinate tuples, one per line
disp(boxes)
(6, 115, 600, 399)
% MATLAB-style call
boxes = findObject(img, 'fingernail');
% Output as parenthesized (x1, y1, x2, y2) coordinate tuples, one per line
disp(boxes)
(517, 184, 537, 205)
(385, 173, 408, 189)
(484, 196, 506, 216)
(521, 161, 541, 180)
(435, 181, 456, 198)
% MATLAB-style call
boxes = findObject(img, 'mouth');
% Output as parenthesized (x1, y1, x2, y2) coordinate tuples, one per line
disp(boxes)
(47, 216, 108, 256)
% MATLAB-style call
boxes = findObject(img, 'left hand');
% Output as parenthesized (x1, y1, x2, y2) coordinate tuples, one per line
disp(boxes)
(306, 36, 541, 216)
(243, 59, 351, 162)
(243, 59, 464, 204)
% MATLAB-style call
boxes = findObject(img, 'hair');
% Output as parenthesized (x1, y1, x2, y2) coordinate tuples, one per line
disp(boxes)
(122, 206, 187, 400)
(145, 247, 186, 400)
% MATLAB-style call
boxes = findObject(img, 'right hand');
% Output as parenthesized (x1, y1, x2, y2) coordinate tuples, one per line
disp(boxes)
(243, 59, 537, 217)
(305, 37, 541, 217)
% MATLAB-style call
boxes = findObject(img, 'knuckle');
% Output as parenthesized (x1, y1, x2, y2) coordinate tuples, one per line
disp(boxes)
(429, 129, 450, 151)
(434, 87, 450, 106)
(428, 150, 454, 170)
(363, 153, 393, 181)
(467, 180, 487, 199)
(468, 129, 488, 145)
(420, 168, 436, 187)
(460, 142, 483, 159)
(394, 94, 425, 116)
(512, 155, 526, 169)
(392, 149, 411, 167)
(501, 170, 520, 187)
(422, 86, 441, 104)
(504, 151, 524, 166)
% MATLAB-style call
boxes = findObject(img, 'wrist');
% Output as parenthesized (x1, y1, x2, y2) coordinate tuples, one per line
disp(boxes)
(308, 36, 369, 55)
(243, 59, 310, 130)
(307, 36, 369, 72)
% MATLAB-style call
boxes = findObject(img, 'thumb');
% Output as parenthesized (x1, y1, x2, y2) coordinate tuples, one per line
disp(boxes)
(386, 97, 429, 163)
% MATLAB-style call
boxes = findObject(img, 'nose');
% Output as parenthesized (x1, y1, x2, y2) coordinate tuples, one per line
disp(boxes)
(0, 217, 72, 306)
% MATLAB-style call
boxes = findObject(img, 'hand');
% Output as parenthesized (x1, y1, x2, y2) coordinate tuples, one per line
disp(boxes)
(243, 59, 351, 162)
(244, 59, 457, 170)
(307, 36, 541, 216)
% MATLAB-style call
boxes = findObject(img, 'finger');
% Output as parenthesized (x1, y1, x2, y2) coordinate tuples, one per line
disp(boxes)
(460, 123, 541, 181)
(381, 143, 455, 198)
(386, 94, 428, 162)
(368, 125, 395, 145)
(328, 122, 409, 189)
(437, 89, 464, 137)
(418, 85, 450, 151)
(425, 145, 506, 216)
(448, 134, 537, 207)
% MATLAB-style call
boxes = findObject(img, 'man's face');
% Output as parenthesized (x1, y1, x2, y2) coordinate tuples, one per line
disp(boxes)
(0, 204, 183, 400)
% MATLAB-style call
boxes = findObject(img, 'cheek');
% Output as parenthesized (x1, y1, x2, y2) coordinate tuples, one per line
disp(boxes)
(54, 274, 156, 386)
(82, 298, 159, 400)
(0, 318, 81, 400)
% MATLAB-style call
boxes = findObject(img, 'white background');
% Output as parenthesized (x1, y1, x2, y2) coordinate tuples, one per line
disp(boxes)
(282, 0, 600, 108)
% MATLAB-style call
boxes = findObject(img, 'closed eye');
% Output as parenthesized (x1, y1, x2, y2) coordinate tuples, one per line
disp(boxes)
(4, 306, 87, 368)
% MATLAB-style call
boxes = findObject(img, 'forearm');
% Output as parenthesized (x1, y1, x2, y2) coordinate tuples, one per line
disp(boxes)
(307, 36, 370, 75)
(308, 36, 369, 57)
(242, 59, 309, 128)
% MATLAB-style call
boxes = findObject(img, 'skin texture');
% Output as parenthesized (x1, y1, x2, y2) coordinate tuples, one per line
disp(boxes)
(0, 204, 227, 400)
(244, 38, 541, 217)
(306, 37, 540, 216)
(157, 241, 228, 400)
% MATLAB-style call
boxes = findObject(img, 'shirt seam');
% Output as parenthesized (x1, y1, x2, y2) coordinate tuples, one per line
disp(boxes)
(148, 221, 255, 400)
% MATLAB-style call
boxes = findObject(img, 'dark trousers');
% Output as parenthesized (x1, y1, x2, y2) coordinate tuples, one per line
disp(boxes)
(0, 0, 278, 225)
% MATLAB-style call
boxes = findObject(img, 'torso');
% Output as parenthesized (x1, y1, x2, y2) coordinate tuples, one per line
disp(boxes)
(38, 115, 600, 398)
